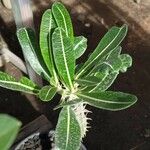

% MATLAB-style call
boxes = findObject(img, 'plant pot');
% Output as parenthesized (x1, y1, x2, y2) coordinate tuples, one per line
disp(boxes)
(13, 131, 87, 150)
(12, 115, 87, 150)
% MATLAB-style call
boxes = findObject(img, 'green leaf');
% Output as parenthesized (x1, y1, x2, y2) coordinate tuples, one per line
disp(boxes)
(0, 114, 21, 150)
(52, 2, 74, 42)
(55, 107, 81, 150)
(89, 72, 119, 92)
(39, 85, 57, 101)
(119, 54, 132, 72)
(54, 100, 80, 110)
(40, 9, 57, 78)
(0, 71, 40, 94)
(76, 25, 128, 79)
(77, 91, 137, 111)
(76, 76, 99, 86)
(104, 46, 122, 72)
(52, 27, 75, 89)
(74, 36, 87, 59)
(17, 28, 50, 80)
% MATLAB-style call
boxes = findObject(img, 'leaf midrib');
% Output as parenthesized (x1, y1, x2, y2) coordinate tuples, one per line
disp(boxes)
(59, 29, 73, 89)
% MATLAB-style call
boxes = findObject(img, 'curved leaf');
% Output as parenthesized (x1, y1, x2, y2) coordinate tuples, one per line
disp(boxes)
(55, 107, 81, 150)
(0, 72, 40, 94)
(76, 25, 128, 78)
(52, 2, 74, 42)
(39, 85, 57, 101)
(0, 114, 21, 150)
(17, 28, 50, 80)
(119, 54, 132, 72)
(74, 36, 87, 59)
(52, 28, 75, 89)
(77, 91, 137, 111)
(40, 9, 57, 79)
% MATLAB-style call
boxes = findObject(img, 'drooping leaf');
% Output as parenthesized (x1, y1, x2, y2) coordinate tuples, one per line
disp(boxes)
(40, 9, 57, 79)
(0, 72, 40, 94)
(74, 36, 87, 59)
(119, 54, 132, 72)
(77, 91, 137, 111)
(55, 107, 81, 150)
(76, 25, 128, 79)
(52, 27, 75, 89)
(0, 114, 21, 150)
(17, 28, 50, 80)
(52, 2, 74, 42)
(39, 85, 57, 101)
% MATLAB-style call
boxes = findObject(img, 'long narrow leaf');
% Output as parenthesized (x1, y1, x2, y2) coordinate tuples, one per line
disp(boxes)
(74, 36, 87, 59)
(77, 91, 137, 111)
(52, 2, 74, 42)
(40, 9, 57, 78)
(76, 25, 128, 79)
(55, 107, 81, 150)
(52, 28, 75, 89)
(17, 28, 50, 80)
(0, 72, 40, 94)
(0, 114, 21, 150)
(39, 85, 57, 101)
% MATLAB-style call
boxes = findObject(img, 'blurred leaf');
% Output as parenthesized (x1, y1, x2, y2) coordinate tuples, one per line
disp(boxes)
(119, 54, 132, 72)
(0, 114, 21, 150)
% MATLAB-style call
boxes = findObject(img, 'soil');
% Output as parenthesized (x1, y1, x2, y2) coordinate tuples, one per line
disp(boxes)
(0, 0, 150, 150)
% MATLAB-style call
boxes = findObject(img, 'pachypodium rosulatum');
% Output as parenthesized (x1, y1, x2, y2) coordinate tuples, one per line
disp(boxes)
(0, 2, 137, 150)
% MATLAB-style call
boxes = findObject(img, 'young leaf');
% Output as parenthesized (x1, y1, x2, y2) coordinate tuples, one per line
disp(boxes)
(40, 9, 57, 78)
(39, 85, 57, 101)
(52, 2, 74, 42)
(119, 54, 132, 72)
(55, 107, 81, 150)
(76, 25, 128, 79)
(74, 36, 87, 59)
(52, 28, 75, 89)
(0, 72, 40, 94)
(17, 28, 50, 80)
(77, 91, 137, 111)
(0, 114, 21, 150)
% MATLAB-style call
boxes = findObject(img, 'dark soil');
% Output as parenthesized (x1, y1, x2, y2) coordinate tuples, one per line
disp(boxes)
(0, 0, 150, 150)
